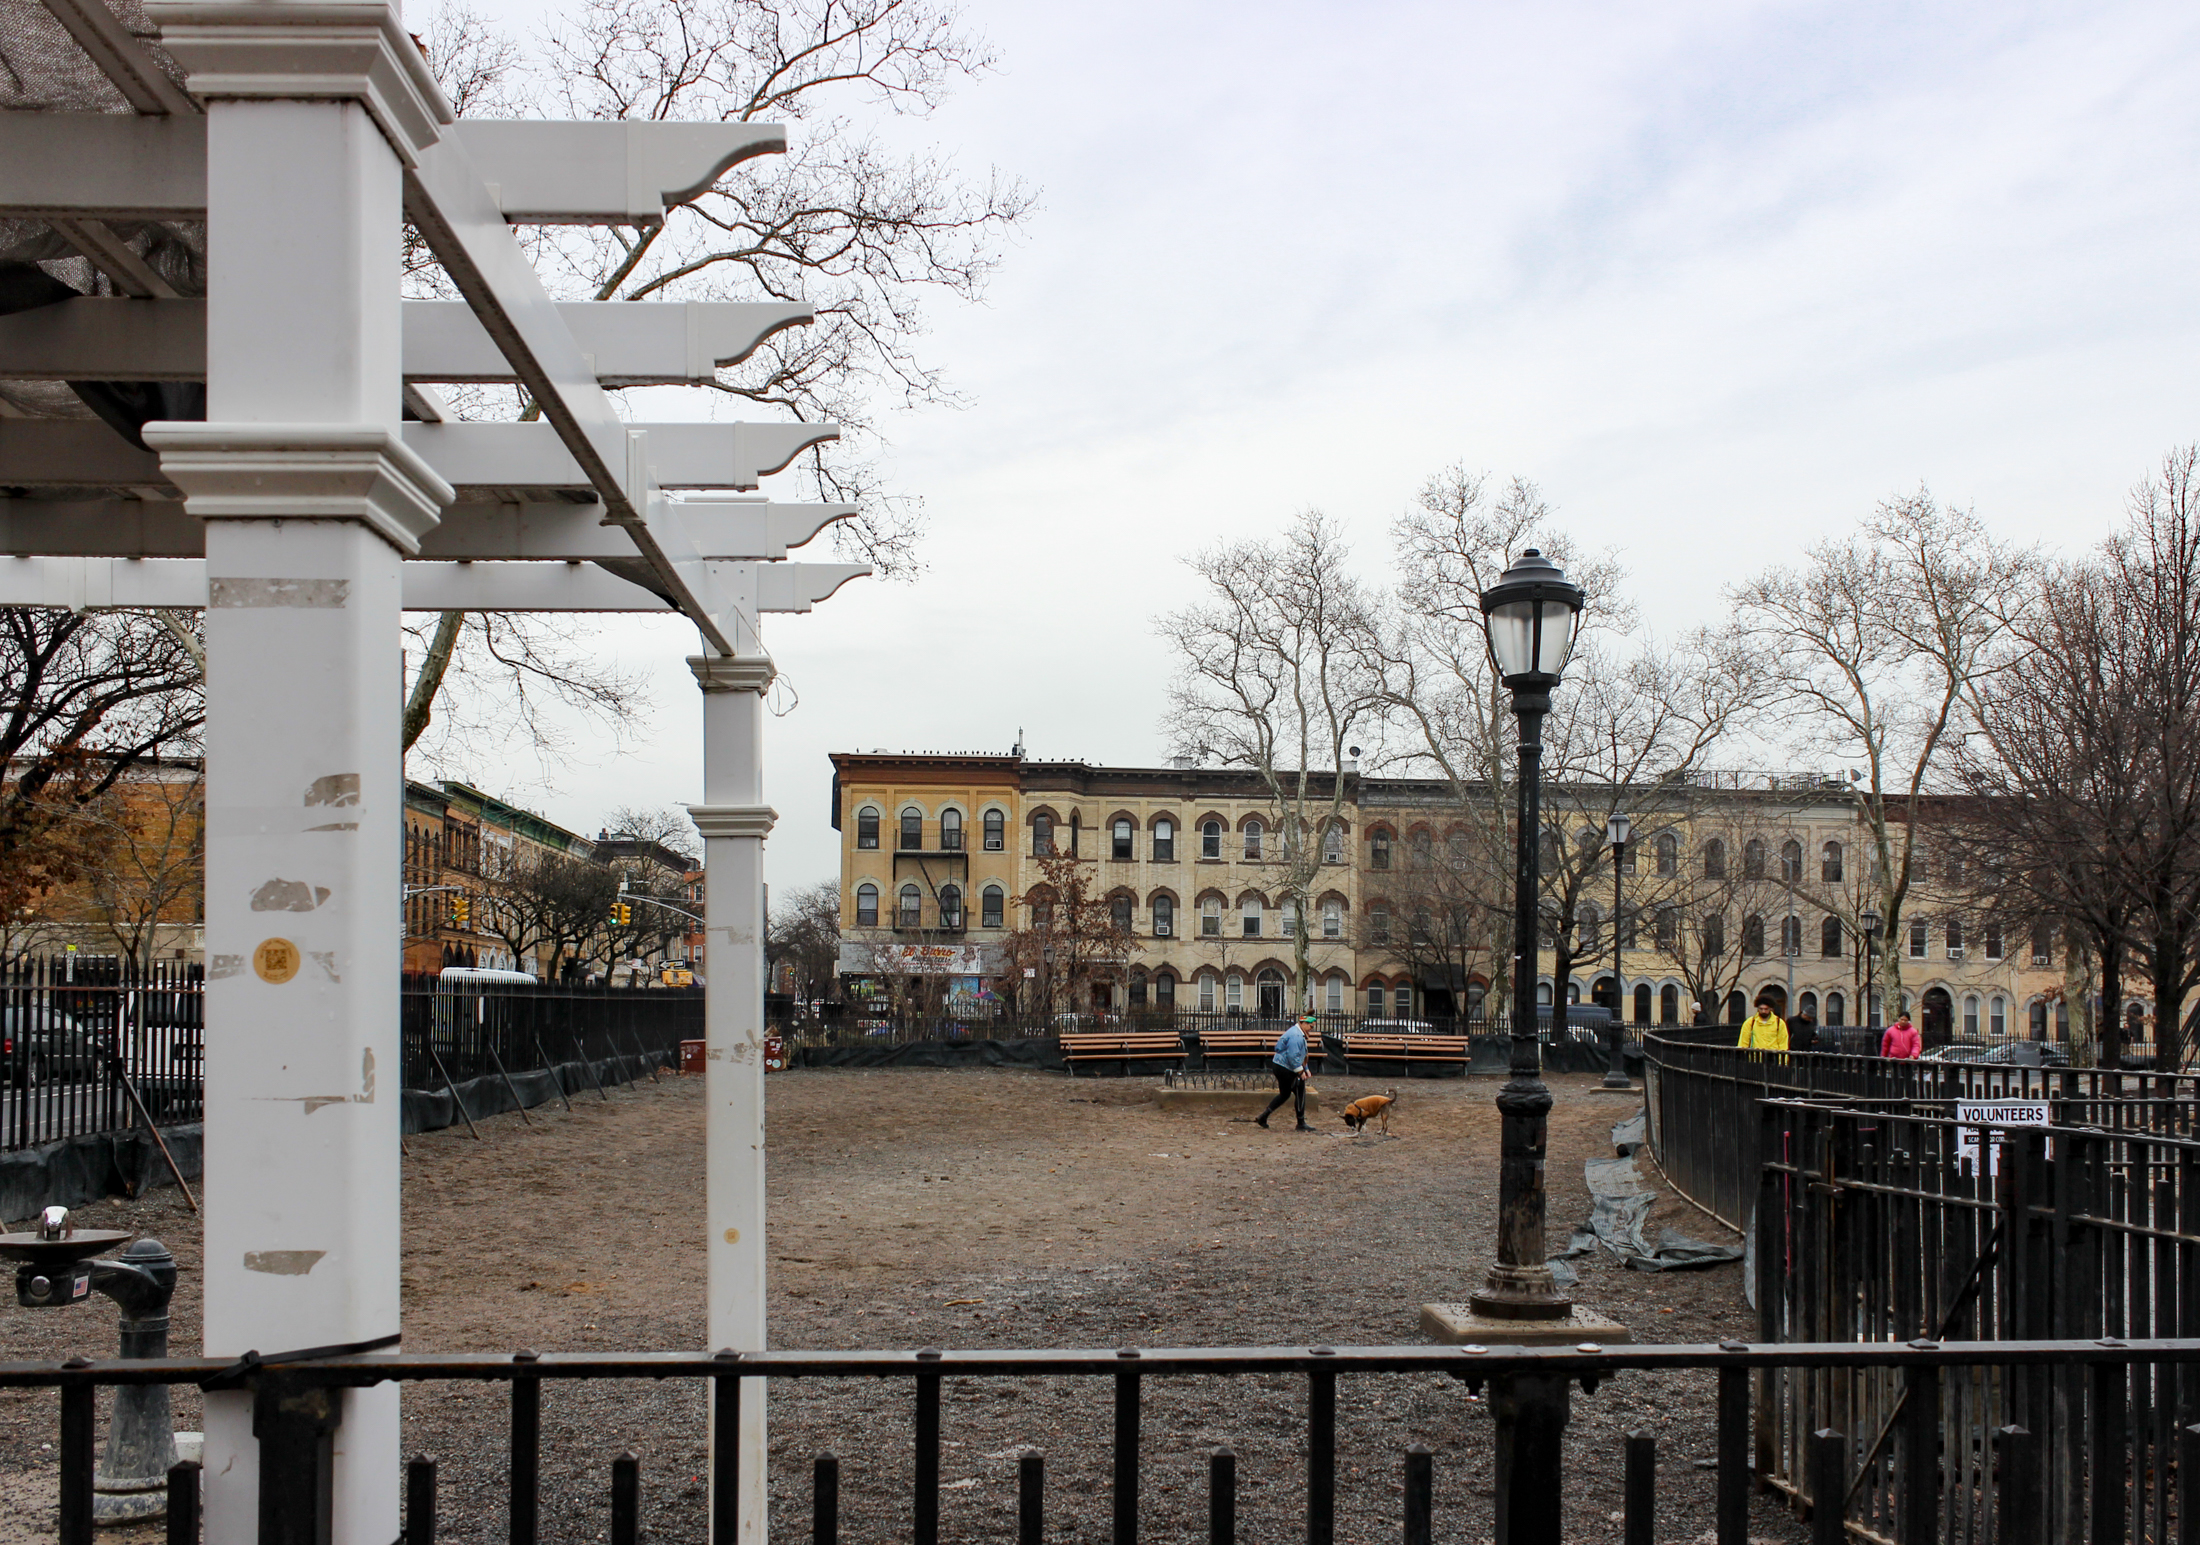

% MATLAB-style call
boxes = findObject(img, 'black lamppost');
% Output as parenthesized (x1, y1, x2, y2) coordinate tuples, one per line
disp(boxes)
(1602, 811, 1632, 1088)
(1471, 548, 1585, 1321)
(1860, 909, 1882, 1032)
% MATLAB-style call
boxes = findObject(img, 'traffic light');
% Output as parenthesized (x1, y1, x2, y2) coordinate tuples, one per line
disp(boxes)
(452, 895, 471, 927)
(613, 902, 632, 926)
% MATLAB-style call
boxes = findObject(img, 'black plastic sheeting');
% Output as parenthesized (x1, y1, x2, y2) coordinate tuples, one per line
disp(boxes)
(402, 1051, 675, 1134)
(794, 1037, 1065, 1071)
(1547, 1110, 1743, 1288)
(1, 1123, 204, 1226)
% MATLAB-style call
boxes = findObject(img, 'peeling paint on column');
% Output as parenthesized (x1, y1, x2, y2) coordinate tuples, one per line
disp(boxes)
(209, 954, 244, 980)
(242, 1250, 325, 1275)
(308, 950, 340, 982)
(300, 1048, 375, 1113)
(251, 878, 331, 911)
(208, 577, 349, 608)
(304, 774, 360, 807)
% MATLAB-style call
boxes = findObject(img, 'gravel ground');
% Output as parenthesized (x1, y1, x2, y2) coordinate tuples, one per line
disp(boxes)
(0, 1067, 1806, 1544)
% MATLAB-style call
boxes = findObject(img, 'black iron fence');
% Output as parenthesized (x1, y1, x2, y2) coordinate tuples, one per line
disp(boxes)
(1641, 1031, 2200, 1231)
(0, 959, 701, 1152)
(0, 1338, 2186, 1545)
(779, 1005, 1624, 1050)
(1754, 1096, 2200, 1543)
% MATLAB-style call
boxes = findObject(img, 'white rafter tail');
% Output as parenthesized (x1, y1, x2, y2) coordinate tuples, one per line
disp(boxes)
(402, 300, 813, 385)
(451, 121, 785, 224)
(401, 383, 448, 423)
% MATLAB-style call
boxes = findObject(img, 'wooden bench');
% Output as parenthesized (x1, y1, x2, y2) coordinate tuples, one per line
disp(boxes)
(1195, 1028, 1326, 1074)
(1060, 1031, 1187, 1076)
(1333, 1032, 1469, 1076)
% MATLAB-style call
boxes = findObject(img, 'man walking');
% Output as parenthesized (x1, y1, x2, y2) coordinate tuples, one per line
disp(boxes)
(1737, 994, 1788, 1051)
(1257, 1013, 1316, 1131)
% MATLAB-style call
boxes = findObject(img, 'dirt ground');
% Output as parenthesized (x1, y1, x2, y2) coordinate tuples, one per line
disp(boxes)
(0, 1067, 1807, 1544)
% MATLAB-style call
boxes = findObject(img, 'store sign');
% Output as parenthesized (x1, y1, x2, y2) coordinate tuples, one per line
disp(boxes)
(1954, 1100, 2050, 1178)
(837, 942, 1001, 977)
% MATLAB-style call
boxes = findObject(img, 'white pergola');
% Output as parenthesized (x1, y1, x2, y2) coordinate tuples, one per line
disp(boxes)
(0, 4, 864, 1540)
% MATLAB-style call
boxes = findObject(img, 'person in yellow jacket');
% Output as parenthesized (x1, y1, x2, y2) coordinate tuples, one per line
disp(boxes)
(1737, 994, 1788, 1051)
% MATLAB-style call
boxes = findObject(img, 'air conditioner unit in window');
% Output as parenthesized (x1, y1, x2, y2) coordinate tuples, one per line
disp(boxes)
(1155, 923, 1171, 937)
(1947, 947, 1965, 960)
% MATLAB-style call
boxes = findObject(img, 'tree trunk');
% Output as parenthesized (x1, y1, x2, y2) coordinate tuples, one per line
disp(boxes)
(401, 611, 465, 753)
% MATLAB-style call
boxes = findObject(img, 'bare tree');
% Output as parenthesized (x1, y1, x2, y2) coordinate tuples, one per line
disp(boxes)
(1732, 491, 2036, 1027)
(1159, 510, 1385, 1012)
(70, 764, 205, 969)
(480, 849, 622, 981)
(998, 855, 1133, 1019)
(765, 880, 842, 1011)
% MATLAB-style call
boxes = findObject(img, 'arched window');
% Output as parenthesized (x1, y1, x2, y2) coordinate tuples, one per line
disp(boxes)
(1537, 981, 1553, 1006)
(1324, 825, 1345, 864)
(1826, 991, 1845, 1027)
(1579, 904, 1601, 953)
(1821, 917, 1843, 957)
(2031, 920, 2053, 967)
(981, 885, 1004, 929)
(1368, 903, 1391, 943)
(1155, 973, 1175, 1009)
(900, 809, 923, 850)
(1655, 833, 1678, 877)
(1129, 971, 1148, 1010)
(1244, 820, 1264, 860)
(941, 809, 963, 851)
(1322, 898, 1342, 938)
(1241, 896, 1262, 937)
(1725, 990, 1746, 1024)
(1659, 984, 1679, 1024)
(1909, 918, 1928, 958)
(1947, 918, 1964, 955)
(897, 884, 921, 928)
(1226, 973, 1245, 1012)
(1822, 841, 1843, 883)
(1370, 829, 1392, 870)
(1069, 811, 1081, 857)
(939, 885, 963, 930)
(1112, 818, 1134, 860)
(1655, 907, 1678, 951)
(1702, 840, 1726, 880)
(1325, 975, 1344, 1014)
(1744, 839, 1766, 880)
(1154, 818, 1175, 862)
(856, 807, 880, 850)
(1152, 895, 1174, 936)
(1782, 914, 1802, 955)
(1963, 994, 1980, 1037)
(1201, 896, 1222, 937)
(1202, 820, 1222, 859)
(1633, 983, 1651, 1023)
(1990, 996, 2005, 1037)
(855, 883, 878, 926)
(1110, 896, 1132, 933)
(1984, 921, 2003, 960)
(2030, 1000, 2048, 1038)
(1367, 983, 1385, 1018)
(1781, 840, 1802, 883)
(1703, 913, 1726, 956)
(984, 809, 1005, 851)
(1410, 830, 1433, 869)
(1799, 990, 1818, 1021)
(1280, 898, 1299, 937)
(1198, 972, 1218, 1012)
(1741, 914, 1764, 956)
(1452, 833, 1473, 871)
(1033, 813, 1054, 856)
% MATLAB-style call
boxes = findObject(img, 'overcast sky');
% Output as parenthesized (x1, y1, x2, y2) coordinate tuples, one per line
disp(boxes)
(432, 0, 2200, 895)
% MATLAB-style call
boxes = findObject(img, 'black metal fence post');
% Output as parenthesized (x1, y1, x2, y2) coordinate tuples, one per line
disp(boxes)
(1402, 1443, 1432, 1545)
(167, 1459, 201, 1545)
(1113, 1358, 1141, 1545)
(915, 1356, 942, 1545)
(610, 1452, 639, 1545)
(1995, 1426, 2036, 1545)
(1622, 1432, 1652, 1545)
(510, 1371, 540, 1545)
(2093, 1357, 2128, 1544)
(712, 1359, 741, 1545)
(1307, 1365, 1335, 1545)
(1208, 1444, 1235, 1545)
(404, 1456, 436, 1545)
(251, 1375, 340, 1545)
(1900, 1360, 1937, 1545)
(1489, 1372, 1568, 1545)
(1809, 1429, 1844, 1545)
(59, 1377, 94, 1545)
(1716, 1363, 1750, 1545)
(1018, 1449, 1043, 1545)
(813, 1451, 839, 1545)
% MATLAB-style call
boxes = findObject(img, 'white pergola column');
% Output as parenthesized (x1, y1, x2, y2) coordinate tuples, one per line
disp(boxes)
(687, 652, 777, 1545)
(138, 10, 452, 1543)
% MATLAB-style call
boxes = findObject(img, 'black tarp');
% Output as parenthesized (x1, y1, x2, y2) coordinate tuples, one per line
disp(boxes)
(794, 1037, 1065, 1071)
(1, 1124, 204, 1225)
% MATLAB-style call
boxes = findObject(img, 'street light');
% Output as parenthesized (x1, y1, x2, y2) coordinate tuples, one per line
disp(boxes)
(1860, 909, 1883, 1030)
(1472, 548, 1584, 1323)
(1602, 811, 1632, 1088)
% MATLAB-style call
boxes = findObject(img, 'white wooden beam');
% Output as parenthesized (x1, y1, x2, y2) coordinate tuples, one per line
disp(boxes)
(0, 555, 868, 612)
(0, 298, 811, 385)
(0, 113, 206, 219)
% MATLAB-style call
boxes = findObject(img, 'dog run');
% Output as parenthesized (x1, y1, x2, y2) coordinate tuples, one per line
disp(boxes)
(0, 1067, 1798, 1545)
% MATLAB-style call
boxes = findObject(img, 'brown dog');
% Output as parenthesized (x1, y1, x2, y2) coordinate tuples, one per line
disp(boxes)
(1341, 1089, 1398, 1136)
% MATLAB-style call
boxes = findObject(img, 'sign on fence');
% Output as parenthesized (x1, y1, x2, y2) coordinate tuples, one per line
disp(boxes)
(1954, 1100, 2050, 1177)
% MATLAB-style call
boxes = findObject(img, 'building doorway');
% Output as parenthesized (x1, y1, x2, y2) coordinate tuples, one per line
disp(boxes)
(1257, 970, 1285, 1020)
(1921, 986, 1953, 1045)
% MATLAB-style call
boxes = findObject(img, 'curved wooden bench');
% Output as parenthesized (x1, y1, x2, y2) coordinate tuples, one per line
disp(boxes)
(1334, 1032, 1468, 1076)
(1060, 1030, 1186, 1077)
(1196, 1028, 1326, 1074)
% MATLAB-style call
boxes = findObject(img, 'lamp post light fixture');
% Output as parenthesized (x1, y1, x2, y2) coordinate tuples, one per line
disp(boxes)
(1471, 548, 1585, 1322)
(1860, 909, 1883, 1030)
(1602, 811, 1632, 1088)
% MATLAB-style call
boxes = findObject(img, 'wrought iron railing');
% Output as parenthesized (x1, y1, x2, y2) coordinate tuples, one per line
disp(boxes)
(0, 1338, 2187, 1545)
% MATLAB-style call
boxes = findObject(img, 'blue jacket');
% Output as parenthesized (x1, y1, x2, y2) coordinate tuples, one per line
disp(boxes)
(1272, 1025, 1308, 1072)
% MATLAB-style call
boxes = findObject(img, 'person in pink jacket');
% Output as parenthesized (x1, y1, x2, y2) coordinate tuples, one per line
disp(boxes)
(1880, 1011, 1922, 1060)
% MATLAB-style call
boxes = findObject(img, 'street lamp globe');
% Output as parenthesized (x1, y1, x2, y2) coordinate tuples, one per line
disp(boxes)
(1479, 549, 1586, 688)
(1605, 811, 1632, 849)
(1861, 910, 1882, 936)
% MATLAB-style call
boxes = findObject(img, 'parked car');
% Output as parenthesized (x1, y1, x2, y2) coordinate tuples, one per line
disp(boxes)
(1, 1008, 107, 1086)
(1922, 1040, 2069, 1068)
(1353, 1018, 1438, 1036)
